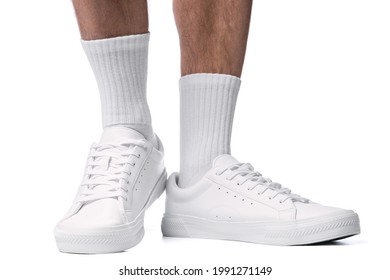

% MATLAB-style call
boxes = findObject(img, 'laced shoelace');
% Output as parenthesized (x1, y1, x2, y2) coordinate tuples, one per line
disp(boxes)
(216, 163, 309, 203)
(77, 140, 147, 203)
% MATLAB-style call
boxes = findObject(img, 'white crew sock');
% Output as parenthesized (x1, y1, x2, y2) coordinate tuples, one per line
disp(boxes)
(179, 73, 241, 188)
(81, 33, 156, 146)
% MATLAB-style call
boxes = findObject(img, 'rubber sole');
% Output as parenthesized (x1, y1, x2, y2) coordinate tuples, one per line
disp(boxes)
(54, 170, 167, 254)
(161, 211, 360, 246)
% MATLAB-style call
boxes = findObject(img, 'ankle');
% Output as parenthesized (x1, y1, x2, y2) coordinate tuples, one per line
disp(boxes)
(107, 124, 158, 148)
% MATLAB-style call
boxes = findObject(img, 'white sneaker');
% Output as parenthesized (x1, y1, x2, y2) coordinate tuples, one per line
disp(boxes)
(54, 126, 167, 253)
(162, 154, 360, 245)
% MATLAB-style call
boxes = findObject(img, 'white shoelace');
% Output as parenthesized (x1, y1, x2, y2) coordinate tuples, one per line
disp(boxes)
(77, 140, 147, 203)
(216, 163, 309, 203)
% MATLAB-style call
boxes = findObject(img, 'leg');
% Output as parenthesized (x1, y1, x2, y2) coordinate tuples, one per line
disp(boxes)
(174, 0, 252, 187)
(174, 0, 252, 77)
(73, 0, 148, 40)
(162, 0, 360, 245)
(74, 0, 156, 145)
(54, 0, 167, 254)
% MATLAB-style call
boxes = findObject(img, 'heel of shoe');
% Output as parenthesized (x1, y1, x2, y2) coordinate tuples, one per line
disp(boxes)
(161, 215, 190, 237)
(147, 169, 167, 209)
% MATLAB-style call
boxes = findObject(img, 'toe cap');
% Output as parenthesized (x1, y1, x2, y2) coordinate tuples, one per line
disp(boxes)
(57, 198, 126, 231)
(294, 201, 355, 220)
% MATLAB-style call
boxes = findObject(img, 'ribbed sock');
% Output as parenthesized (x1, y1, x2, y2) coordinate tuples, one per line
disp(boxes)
(179, 73, 241, 188)
(81, 33, 156, 146)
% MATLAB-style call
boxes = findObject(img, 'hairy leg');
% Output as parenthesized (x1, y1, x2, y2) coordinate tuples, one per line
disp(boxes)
(173, 0, 252, 77)
(174, 0, 252, 187)
(72, 0, 156, 145)
(72, 0, 148, 40)
(54, 2, 167, 254)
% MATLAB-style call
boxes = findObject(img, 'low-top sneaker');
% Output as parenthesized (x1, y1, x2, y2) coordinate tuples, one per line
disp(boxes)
(54, 126, 167, 253)
(162, 154, 360, 245)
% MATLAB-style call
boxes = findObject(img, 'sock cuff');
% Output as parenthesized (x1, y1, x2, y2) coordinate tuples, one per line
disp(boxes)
(81, 33, 152, 128)
(81, 33, 150, 54)
(179, 73, 241, 97)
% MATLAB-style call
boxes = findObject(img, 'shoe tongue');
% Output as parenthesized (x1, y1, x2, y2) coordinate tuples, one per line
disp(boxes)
(89, 126, 145, 196)
(99, 126, 145, 144)
(212, 154, 239, 168)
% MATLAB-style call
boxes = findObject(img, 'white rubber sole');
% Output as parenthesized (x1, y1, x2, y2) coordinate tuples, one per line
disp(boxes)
(161, 210, 360, 245)
(54, 170, 167, 254)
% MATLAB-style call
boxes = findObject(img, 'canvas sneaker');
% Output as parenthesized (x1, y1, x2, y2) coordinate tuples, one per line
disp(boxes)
(162, 154, 360, 245)
(54, 126, 167, 253)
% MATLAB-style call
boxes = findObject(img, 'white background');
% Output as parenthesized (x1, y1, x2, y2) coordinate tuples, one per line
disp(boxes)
(0, 0, 389, 279)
